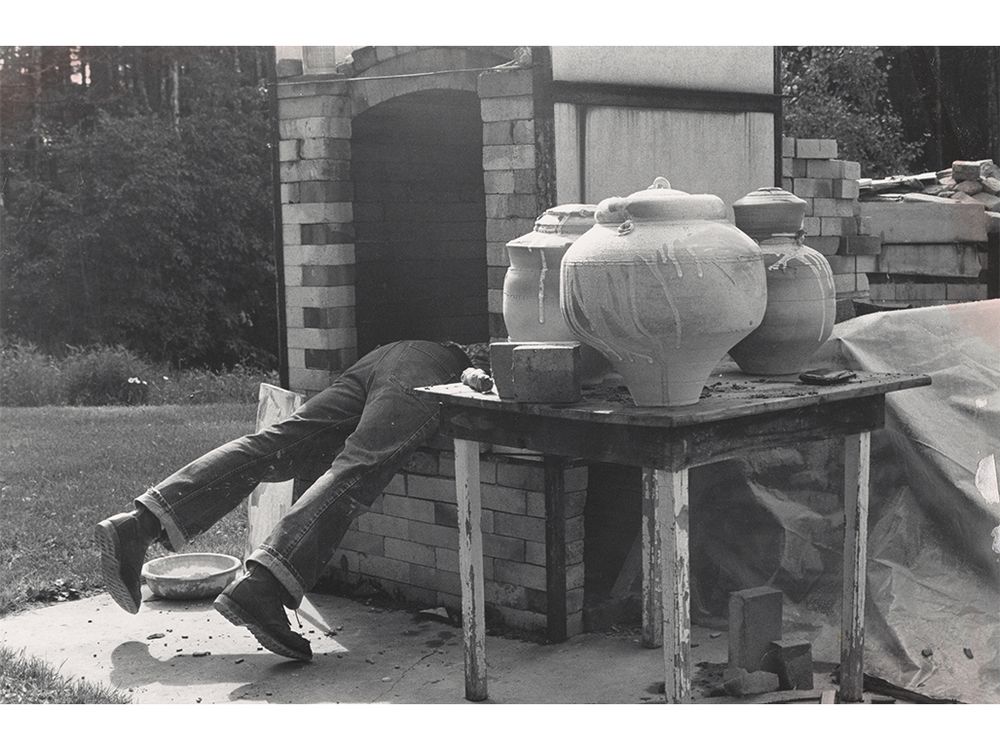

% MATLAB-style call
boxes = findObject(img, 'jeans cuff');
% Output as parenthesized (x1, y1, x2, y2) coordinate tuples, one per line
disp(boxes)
(135, 490, 187, 552)
(247, 547, 305, 607)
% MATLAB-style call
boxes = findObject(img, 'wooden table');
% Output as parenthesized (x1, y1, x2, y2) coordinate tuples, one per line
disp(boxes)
(415, 366, 930, 703)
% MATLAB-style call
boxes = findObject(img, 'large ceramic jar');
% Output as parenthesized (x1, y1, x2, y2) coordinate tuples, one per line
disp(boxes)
(504, 204, 611, 384)
(729, 187, 836, 375)
(560, 177, 767, 406)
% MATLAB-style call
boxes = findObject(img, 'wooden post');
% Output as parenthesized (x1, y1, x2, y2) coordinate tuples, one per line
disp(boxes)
(454, 438, 488, 702)
(840, 430, 871, 703)
(544, 456, 568, 643)
(640, 467, 663, 648)
(656, 467, 692, 703)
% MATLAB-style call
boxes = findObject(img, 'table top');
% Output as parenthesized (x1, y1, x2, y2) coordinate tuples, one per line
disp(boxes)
(415, 365, 930, 429)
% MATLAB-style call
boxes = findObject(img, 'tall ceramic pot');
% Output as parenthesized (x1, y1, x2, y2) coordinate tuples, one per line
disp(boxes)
(729, 187, 836, 375)
(560, 177, 767, 406)
(503, 204, 611, 383)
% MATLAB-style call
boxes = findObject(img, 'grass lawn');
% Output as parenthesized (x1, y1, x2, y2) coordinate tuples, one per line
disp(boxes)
(0, 645, 131, 703)
(0, 402, 256, 617)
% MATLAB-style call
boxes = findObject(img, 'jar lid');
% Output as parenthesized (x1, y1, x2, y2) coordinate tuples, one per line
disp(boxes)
(507, 204, 597, 249)
(732, 187, 807, 237)
(732, 186, 808, 210)
(594, 177, 727, 225)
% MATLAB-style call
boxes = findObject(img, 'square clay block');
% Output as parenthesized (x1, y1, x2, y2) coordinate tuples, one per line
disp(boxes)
(795, 138, 838, 160)
(762, 639, 814, 690)
(489, 342, 519, 399)
(728, 586, 783, 672)
(512, 344, 581, 403)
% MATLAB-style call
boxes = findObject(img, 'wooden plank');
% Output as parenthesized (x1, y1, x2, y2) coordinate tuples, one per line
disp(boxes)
(436, 396, 885, 471)
(551, 80, 782, 114)
(840, 431, 871, 703)
(640, 468, 663, 648)
(415, 369, 930, 429)
(821, 690, 837, 704)
(245, 383, 303, 558)
(544, 456, 568, 643)
(639, 468, 663, 648)
(656, 467, 691, 703)
(698, 688, 825, 704)
(454, 438, 488, 702)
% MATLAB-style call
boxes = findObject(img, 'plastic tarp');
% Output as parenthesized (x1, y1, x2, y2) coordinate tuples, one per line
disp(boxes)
(688, 300, 999, 703)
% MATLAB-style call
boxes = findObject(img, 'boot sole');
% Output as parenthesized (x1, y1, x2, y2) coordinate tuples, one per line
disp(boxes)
(214, 593, 312, 662)
(95, 520, 141, 614)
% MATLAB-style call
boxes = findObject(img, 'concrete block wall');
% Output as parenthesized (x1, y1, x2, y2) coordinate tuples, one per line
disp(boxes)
(781, 137, 872, 320)
(324, 446, 589, 636)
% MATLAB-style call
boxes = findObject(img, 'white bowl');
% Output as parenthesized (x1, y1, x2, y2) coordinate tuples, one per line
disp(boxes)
(142, 553, 242, 600)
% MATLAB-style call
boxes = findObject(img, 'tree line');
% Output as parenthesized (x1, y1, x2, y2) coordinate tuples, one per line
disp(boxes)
(3, 46, 995, 371)
(1, 47, 278, 370)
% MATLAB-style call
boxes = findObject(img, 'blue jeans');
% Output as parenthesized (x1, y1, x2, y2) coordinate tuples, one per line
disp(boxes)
(136, 341, 468, 606)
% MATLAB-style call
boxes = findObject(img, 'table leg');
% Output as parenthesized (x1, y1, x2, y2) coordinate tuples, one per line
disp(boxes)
(641, 467, 663, 648)
(454, 438, 487, 702)
(653, 467, 691, 703)
(840, 430, 871, 703)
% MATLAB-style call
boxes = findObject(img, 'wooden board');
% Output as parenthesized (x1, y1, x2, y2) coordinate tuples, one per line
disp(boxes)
(416, 367, 930, 430)
(245, 383, 303, 559)
(436, 395, 886, 471)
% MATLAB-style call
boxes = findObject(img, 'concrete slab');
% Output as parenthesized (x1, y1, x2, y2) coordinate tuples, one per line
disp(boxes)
(0, 587, 735, 704)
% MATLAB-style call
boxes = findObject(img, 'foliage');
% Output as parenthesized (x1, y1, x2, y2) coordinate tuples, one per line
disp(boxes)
(0, 341, 64, 406)
(0, 47, 277, 370)
(0, 402, 254, 617)
(0, 340, 274, 406)
(782, 46, 925, 177)
(61, 344, 155, 406)
(0, 646, 132, 703)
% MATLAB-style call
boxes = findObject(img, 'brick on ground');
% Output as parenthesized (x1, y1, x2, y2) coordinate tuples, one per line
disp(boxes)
(722, 667, 780, 697)
(728, 586, 783, 671)
(762, 639, 814, 690)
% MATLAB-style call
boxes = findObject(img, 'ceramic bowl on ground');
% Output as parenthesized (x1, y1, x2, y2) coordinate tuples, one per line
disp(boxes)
(142, 553, 242, 600)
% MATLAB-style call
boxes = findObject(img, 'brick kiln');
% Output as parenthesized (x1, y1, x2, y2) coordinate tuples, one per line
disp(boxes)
(271, 45, 781, 637)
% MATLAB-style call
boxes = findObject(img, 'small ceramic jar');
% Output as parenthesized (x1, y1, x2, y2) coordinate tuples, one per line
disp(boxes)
(729, 187, 836, 375)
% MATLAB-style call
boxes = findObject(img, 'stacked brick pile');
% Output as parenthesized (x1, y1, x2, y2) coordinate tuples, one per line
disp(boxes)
(857, 159, 994, 307)
(326, 444, 589, 636)
(781, 137, 878, 319)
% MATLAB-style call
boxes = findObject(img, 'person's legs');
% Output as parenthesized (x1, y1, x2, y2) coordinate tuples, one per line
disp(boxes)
(95, 344, 392, 614)
(216, 341, 468, 658)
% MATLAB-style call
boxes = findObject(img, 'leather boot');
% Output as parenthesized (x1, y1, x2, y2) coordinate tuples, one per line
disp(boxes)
(95, 507, 161, 614)
(213, 564, 312, 661)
